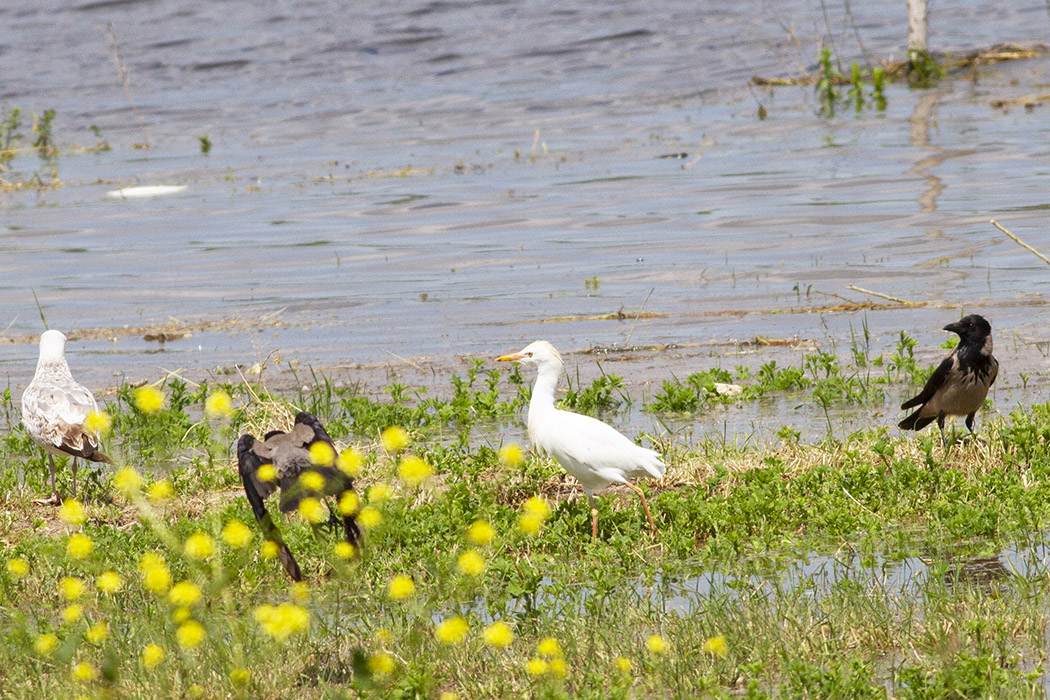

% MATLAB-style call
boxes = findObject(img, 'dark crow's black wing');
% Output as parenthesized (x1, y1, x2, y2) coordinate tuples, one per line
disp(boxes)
(901, 355, 955, 410)
(236, 434, 302, 581)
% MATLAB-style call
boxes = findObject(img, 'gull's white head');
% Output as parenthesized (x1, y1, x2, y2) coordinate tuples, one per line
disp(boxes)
(38, 329, 68, 365)
(495, 340, 563, 371)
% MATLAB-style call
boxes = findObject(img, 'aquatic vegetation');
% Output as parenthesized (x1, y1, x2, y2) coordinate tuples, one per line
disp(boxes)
(3, 341, 1050, 697)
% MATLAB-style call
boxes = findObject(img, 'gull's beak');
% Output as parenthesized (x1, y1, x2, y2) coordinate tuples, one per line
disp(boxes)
(495, 352, 524, 362)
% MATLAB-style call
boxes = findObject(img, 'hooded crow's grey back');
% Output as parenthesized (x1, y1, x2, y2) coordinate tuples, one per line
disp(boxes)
(898, 314, 998, 438)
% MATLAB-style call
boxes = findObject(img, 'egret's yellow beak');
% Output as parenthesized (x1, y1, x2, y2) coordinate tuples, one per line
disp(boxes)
(495, 352, 524, 362)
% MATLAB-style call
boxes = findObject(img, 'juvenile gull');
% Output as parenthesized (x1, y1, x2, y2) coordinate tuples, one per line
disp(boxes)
(237, 411, 361, 581)
(22, 330, 112, 504)
(496, 340, 665, 538)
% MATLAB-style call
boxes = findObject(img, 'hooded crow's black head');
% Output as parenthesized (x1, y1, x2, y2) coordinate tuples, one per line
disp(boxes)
(944, 314, 991, 345)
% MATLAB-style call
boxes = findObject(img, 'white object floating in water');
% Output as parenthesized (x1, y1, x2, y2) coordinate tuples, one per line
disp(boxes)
(104, 185, 188, 199)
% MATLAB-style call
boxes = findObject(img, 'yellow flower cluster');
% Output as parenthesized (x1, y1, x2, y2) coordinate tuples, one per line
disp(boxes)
(221, 519, 252, 549)
(59, 498, 87, 525)
(34, 633, 58, 656)
(62, 604, 84, 624)
(71, 661, 97, 682)
(147, 479, 174, 503)
(83, 409, 112, 437)
(434, 616, 469, 645)
(518, 495, 552, 536)
(133, 385, 165, 414)
(386, 574, 416, 601)
(380, 426, 408, 453)
(113, 467, 143, 496)
(7, 557, 29, 578)
(60, 576, 86, 601)
(66, 533, 93, 560)
(97, 571, 123, 594)
(703, 634, 728, 658)
(367, 483, 392, 503)
(168, 581, 203, 607)
(184, 532, 215, 560)
(357, 506, 382, 529)
(528, 637, 567, 679)
(142, 643, 165, 668)
(466, 520, 495, 546)
(334, 541, 355, 559)
(646, 634, 669, 654)
(456, 550, 485, 577)
(498, 443, 525, 467)
(482, 621, 513, 648)
(204, 390, 233, 419)
(254, 602, 310, 641)
(298, 497, 326, 524)
(86, 621, 109, 644)
(368, 651, 395, 678)
(337, 448, 363, 476)
(176, 620, 206, 649)
(398, 455, 432, 486)
(338, 491, 359, 516)
(139, 552, 172, 595)
(308, 441, 335, 467)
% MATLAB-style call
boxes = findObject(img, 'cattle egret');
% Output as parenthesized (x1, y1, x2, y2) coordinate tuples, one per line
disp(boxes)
(496, 340, 664, 537)
(22, 330, 112, 504)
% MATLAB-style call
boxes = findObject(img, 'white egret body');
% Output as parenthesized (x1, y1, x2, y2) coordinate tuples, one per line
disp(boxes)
(497, 340, 664, 537)
(21, 330, 112, 503)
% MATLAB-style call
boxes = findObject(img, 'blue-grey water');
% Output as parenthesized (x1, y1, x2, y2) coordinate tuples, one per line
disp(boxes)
(2, 0, 1050, 438)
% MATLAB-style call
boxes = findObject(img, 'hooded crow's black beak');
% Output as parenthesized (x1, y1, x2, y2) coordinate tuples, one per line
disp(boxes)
(943, 320, 963, 334)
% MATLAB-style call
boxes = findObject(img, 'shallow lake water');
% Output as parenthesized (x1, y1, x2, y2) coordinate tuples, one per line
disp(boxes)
(3, 0, 1050, 439)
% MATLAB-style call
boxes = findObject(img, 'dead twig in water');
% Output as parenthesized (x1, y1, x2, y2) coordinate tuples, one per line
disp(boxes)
(31, 289, 48, 330)
(623, 288, 654, 348)
(847, 285, 919, 306)
(100, 23, 150, 148)
(991, 219, 1050, 266)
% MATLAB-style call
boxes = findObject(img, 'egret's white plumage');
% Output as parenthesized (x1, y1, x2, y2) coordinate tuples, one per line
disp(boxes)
(22, 330, 111, 504)
(497, 340, 664, 537)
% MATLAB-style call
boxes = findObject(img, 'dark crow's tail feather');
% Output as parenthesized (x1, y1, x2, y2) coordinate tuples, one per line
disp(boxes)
(899, 411, 936, 431)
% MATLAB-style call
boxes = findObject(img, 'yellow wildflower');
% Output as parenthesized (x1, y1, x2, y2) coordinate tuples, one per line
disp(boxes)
(256, 463, 277, 483)
(230, 667, 250, 687)
(703, 634, 728, 658)
(188, 685, 204, 698)
(439, 693, 459, 700)
(61, 604, 84, 625)
(291, 581, 310, 603)
(59, 498, 87, 525)
(374, 628, 392, 644)
(60, 576, 86, 601)
(387, 574, 416, 600)
(308, 441, 335, 467)
(517, 513, 543, 537)
(299, 470, 326, 491)
(526, 658, 548, 676)
(147, 479, 174, 503)
(204, 390, 233, 419)
(614, 656, 632, 673)
(6, 557, 29, 578)
(367, 483, 393, 503)
(398, 455, 432, 486)
(338, 491, 359, 516)
(172, 607, 192, 623)
(34, 633, 58, 656)
(357, 506, 382, 528)
(66, 533, 93, 560)
(298, 497, 325, 524)
(466, 520, 495, 546)
(334, 541, 355, 559)
(97, 570, 123, 594)
(549, 657, 568, 678)
(221, 519, 252, 548)
(523, 496, 551, 520)
(457, 550, 485, 577)
(537, 637, 562, 658)
(168, 581, 203, 607)
(113, 466, 143, 495)
(176, 620, 206, 649)
(254, 602, 310, 641)
(184, 532, 215, 560)
(434, 616, 469, 645)
(380, 426, 408, 453)
(260, 540, 280, 560)
(142, 643, 165, 668)
(133, 385, 164, 414)
(71, 661, 97, 682)
(139, 552, 172, 595)
(482, 621, 513, 648)
(83, 409, 112, 437)
(368, 651, 395, 679)
(646, 634, 669, 654)
(337, 448, 363, 476)
(86, 621, 109, 644)
(498, 443, 524, 467)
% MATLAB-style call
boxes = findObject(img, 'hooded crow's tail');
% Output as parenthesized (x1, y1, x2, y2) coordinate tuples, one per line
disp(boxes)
(898, 410, 936, 431)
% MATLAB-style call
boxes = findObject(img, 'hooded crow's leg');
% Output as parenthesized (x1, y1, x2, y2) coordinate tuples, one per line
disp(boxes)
(937, 413, 948, 448)
(965, 412, 976, 434)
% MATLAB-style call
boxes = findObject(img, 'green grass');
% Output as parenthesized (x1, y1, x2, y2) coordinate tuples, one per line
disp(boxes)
(1, 350, 1049, 698)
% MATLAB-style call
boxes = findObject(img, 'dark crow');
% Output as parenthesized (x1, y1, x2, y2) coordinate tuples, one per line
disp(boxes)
(236, 411, 361, 581)
(898, 314, 998, 443)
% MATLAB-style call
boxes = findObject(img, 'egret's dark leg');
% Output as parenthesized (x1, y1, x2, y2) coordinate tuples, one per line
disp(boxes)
(628, 483, 657, 535)
(587, 492, 598, 538)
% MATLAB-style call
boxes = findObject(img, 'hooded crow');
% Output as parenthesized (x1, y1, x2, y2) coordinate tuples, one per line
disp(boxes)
(236, 411, 361, 581)
(898, 314, 998, 442)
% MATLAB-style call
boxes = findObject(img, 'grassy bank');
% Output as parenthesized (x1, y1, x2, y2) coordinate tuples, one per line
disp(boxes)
(2, 356, 1050, 699)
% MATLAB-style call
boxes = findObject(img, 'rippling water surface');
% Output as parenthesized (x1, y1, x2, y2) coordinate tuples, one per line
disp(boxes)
(3, 0, 1050, 436)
